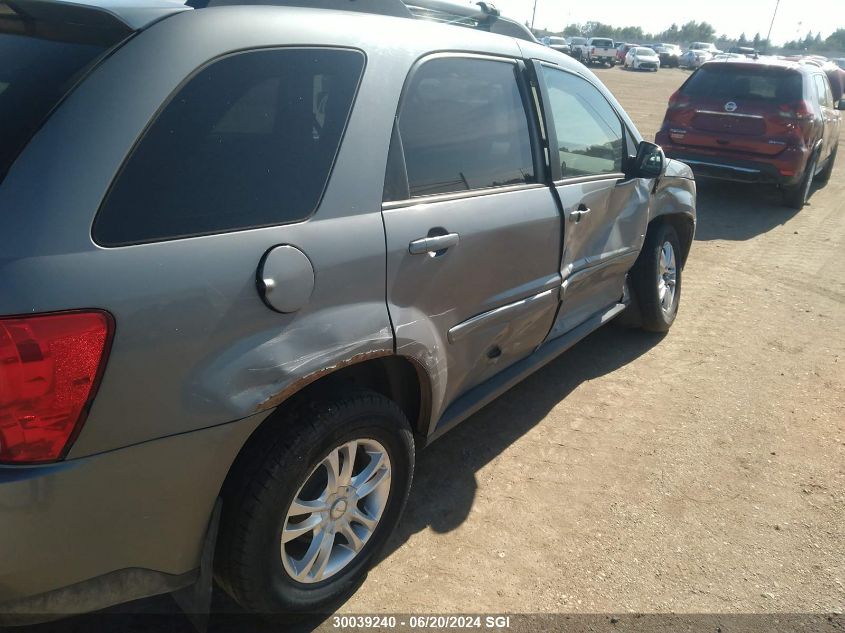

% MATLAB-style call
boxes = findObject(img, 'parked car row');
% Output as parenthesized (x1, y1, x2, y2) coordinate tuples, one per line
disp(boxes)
(542, 37, 726, 73)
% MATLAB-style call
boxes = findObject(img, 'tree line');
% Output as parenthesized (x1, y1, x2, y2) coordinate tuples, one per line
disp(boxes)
(533, 20, 845, 55)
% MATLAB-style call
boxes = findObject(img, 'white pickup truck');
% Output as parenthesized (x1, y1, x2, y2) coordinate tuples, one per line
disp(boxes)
(586, 37, 616, 67)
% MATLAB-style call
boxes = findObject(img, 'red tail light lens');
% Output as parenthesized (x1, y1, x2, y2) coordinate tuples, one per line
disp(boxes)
(778, 101, 814, 120)
(0, 311, 112, 464)
(667, 90, 690, 110)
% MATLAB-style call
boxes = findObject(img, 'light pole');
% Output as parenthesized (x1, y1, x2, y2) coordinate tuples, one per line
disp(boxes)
(531, 0, 538, 30)
(766, 0, 781, 45)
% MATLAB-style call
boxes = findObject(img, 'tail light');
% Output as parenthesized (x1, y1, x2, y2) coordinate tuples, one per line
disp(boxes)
(778, 101, 814, 121)
(0, 311, 113, 464)
(667, 90, 691, 111)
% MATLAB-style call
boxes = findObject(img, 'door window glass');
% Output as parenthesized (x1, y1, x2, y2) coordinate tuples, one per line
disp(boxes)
(397, 57, 536, 198)
(541, 67, 623, 178)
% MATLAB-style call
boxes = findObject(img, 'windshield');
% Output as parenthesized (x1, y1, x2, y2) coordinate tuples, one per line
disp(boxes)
(636, 48, 655, 55)
(0, 4, 119, 183)
(681, 65, 803, 103)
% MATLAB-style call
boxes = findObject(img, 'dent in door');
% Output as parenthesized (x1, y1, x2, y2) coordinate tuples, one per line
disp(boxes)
(554, 178, 649, 336)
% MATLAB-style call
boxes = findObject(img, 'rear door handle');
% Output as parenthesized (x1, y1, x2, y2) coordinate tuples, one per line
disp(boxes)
(569, 207, 591, 222)
(409, 233, 460, 255)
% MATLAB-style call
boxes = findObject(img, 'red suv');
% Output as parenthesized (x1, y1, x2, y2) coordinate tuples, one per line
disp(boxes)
(656, 59, 843, 208)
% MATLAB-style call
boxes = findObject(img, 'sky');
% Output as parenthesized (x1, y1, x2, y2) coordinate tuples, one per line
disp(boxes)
(493, 0, 841, 45)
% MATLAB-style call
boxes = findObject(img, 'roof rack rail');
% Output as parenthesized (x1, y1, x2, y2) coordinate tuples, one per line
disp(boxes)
(189, 0, 537, 43)
(194, 0, 413, 17)
(405, 0, 537, 42)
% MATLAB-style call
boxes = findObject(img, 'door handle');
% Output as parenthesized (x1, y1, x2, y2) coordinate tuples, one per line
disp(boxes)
(409, 232, 460, 255)
(569, 206, 591, 223)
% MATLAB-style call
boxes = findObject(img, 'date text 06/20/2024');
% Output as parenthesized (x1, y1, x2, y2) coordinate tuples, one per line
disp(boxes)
(331, 615, 512, 629)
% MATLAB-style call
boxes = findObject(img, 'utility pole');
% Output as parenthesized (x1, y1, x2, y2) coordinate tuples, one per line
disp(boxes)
(766, 0, 781, 45)
(531, 0, 538, 30)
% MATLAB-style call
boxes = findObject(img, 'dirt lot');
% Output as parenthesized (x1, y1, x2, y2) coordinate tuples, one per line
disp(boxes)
(335, 66, 845, 615)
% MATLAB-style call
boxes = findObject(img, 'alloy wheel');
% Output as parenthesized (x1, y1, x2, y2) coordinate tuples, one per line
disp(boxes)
(657, 241, 677, 315)
(281, 439, 391, 584)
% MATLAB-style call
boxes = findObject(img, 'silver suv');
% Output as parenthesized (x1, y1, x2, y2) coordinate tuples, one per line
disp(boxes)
(0, 0, 696, 621)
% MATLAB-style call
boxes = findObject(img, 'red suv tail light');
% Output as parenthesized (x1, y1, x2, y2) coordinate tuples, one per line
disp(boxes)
(778, 101, 814, 121)
(0, 311, 113, 464)
(667, 90, 691, 110)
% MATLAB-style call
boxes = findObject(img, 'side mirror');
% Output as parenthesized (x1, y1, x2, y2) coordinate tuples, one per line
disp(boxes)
(631, 141, 665, 178)
(837, 99, 845, 111)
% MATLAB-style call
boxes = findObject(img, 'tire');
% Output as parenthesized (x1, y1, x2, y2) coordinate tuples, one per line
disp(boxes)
(782, 153, 818, 209)
(815, 144, 837, 184)
(628, 223, 682, 332)
(216, 390, 415, 614)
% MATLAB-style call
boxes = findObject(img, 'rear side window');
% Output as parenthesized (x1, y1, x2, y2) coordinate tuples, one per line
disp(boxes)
(0, 5, 116, 184)
(681, 65, 803, 103)
(397, 57, 535, 198)
(94, 48, 364, 246)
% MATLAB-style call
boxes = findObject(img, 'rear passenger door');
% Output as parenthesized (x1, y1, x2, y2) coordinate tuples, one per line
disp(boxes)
(534, 63, 650, 336)
(381, 54, 562, 424)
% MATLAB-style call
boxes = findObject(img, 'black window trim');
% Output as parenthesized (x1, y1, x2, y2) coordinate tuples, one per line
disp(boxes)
(91, 45, 367, 248)
(533, 60, 629, 186)
(381, 51, 545, 208)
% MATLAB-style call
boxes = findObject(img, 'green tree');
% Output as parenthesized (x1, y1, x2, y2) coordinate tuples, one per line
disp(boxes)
(562, 23, 581, 37)
(826, 28, 845, 51)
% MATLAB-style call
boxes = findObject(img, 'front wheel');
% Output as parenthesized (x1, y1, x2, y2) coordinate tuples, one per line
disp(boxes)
(628, 223, 682, 332)
(216, 390, 415, 614)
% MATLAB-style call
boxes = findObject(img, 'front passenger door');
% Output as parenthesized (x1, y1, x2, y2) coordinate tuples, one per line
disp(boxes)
(535, 64, 651, 337)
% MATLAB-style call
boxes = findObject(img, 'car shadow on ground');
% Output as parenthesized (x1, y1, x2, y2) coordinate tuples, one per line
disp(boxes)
(378, 326, 665, 545)
(692, 179, 807, 242)
(24, 327, 664, 633)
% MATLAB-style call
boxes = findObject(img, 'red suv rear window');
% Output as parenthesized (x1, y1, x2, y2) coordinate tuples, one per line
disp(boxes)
(680, 64, 803, 103)
(0, 3, 120, 184)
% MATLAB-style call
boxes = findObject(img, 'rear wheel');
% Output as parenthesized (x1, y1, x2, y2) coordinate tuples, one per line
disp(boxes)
(627, 223, 682, 332)
(216, 390, 415, 614)
(782, 153, 818, 209)
(815, 144, 837, 184)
